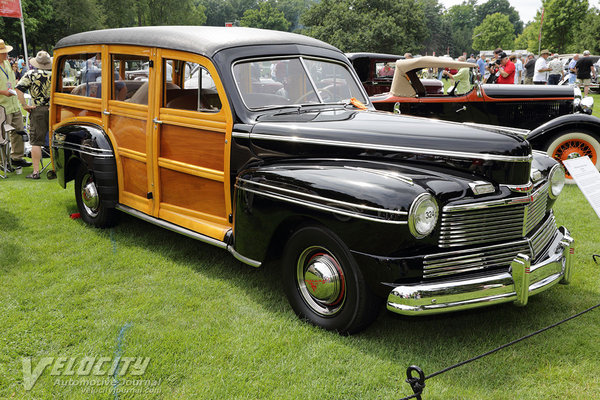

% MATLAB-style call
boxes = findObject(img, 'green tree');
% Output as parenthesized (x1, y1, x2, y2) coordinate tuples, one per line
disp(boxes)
(476, 0, 523, 35)
(241, 1, 291, 31)
(302, 0, 428, 54)
(419, 0, 449, 55)
(540, 0, 588, 53)
(147, 0, 206, 25)
(514, 21, 540, 53)
(472, 12, 515, 50)
(573, 8, 600, 54)
(443, 0, 478, 55)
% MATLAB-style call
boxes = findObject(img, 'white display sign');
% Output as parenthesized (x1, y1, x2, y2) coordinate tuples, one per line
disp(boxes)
(562, 156, 600, 219)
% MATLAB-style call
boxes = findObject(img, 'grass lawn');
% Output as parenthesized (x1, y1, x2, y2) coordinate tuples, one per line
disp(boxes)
(1, 170, 599, 399)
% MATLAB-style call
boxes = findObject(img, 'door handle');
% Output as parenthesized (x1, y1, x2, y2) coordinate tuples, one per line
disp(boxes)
(456, 106, 467, 113)
(152, 118, 162, 124)
(102, 110, 110, 115)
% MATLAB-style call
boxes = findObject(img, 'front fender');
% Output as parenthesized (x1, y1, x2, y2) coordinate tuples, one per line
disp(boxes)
(232, 159, 467, 265)
(526, 113, 600, 148)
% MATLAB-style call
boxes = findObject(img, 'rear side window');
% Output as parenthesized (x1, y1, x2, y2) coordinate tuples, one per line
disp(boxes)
(111, 54, 150, 104)
(58, 53, 103, 98)
(162, 58, 221, 112)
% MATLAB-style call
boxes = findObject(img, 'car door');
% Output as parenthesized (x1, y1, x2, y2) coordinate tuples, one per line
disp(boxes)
(149, 50, 233, 241)
(105, 47, 155, 215)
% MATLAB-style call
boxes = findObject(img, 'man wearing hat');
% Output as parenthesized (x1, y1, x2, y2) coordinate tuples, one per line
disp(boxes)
(16, 50, 52, 179)
(533, 49, 552, 85)
(0, 39, 30, 168)
(496, 52, 515, 84)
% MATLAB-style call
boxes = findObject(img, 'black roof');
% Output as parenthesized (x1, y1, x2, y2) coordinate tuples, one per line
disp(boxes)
(55, 26, 341, 57)
(346, 52, 405, 61)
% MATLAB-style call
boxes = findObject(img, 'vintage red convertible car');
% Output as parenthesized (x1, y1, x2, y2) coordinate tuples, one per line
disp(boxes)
(366, 56, 600, 181)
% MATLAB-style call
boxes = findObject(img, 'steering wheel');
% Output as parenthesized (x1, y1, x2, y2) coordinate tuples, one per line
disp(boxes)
(294, 88, 334, 103)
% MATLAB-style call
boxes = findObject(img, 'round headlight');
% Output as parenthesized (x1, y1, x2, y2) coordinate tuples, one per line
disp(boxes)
(408, 193, 439, 238)
(549, 164, 565, 199)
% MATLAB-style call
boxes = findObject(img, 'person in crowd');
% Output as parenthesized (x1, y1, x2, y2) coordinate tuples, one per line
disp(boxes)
(11, 61, 21, 80)
(442, 55, 471, 94)
(0, 39, 30, 168)
(568, 54, 579, 85)
(467, 54, 476, 63)
(16, 50, 52, 180)
(378, 62, 395, 77)
(403, 53, 413, 59)
(547, 54, 563, 85)
(513, 53, 523, 84)
(497, 52, 515, 84)
(575, 50, 596, 96)
(533, 49, 551, 84)
(523, 54, 535, 84)
(476, 54, 486, 78)
(17, 55, 24, 70)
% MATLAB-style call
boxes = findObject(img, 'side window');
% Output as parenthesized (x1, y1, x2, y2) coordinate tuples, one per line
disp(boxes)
(162, 58, 221, 112)
(375, 62, 395, 78)
(58, 53, 102, 98)
(111, 54, 149, 103)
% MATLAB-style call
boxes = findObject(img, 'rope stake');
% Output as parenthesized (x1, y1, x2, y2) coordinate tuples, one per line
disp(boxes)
(398, 302, 600, 400)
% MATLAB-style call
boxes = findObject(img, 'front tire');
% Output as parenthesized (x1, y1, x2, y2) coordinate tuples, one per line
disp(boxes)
(282, 226, 380, 334)
(75, 165, 117, 227)
(545, 130, 600, 183)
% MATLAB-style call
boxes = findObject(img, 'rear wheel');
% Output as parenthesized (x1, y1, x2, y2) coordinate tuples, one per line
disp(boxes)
(545, 130, 600, 183)
(75, 165, 117, 227)
(282, 226, 380, 334)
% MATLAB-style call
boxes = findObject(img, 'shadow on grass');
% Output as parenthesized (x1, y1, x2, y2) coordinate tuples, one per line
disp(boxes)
(0, 205, 24, 268)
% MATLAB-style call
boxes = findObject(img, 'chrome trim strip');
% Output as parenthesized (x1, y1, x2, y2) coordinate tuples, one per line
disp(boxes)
(237, 178, 408, 216)
(52, 143, 115, 158)
(344, 166, 414, 185)
(115, 204, 228, 249)
(462, 122, 530, 138)
(387, 227, 572, 315)
(228, 246, 262, 268)
(235, 132, 533, 163)
(235, 184, 408, 225)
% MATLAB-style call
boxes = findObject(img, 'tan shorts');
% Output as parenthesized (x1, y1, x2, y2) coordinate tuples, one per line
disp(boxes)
(577, 78, 592, 86)
(29, 105, 49, 146)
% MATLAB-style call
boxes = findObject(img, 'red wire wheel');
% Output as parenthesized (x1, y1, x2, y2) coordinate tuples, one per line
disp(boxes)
(546, 131, 600, 181)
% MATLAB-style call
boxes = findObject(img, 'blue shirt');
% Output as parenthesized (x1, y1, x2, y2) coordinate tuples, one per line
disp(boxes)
(476, 58, 486, 76)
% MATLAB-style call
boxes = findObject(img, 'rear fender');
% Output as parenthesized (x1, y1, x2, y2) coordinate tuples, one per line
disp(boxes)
(51, 123, 118, 206)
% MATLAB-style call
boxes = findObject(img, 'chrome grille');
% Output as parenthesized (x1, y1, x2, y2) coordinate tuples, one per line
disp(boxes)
(439, 184, 549, 248)
(424, 241, 529, 279)
(530, 213, 557, 258)
(425, 212, 558, 279)
(525, 185, 549, 234)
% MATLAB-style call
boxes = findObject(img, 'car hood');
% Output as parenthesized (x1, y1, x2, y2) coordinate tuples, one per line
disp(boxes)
(242, 109, 532, 185)
(482, 84, 574, 99)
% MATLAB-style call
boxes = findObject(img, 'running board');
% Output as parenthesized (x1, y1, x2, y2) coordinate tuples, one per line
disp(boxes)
(115, 204, 262, 267)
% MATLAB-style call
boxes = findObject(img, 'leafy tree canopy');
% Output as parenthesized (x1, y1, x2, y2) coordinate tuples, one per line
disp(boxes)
(472, 12, 515, 51)
(241, 1, 291, 31)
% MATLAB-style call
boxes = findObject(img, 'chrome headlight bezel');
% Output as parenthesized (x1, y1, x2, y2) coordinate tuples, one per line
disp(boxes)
(549, 164, 566, 199)
(408, 193, 439, 239)
(581, 96, 594, 114)
(573, 86, 582, 111)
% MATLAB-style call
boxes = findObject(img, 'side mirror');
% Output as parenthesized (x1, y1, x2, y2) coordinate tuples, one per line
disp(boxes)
(394, 102, 401, 114)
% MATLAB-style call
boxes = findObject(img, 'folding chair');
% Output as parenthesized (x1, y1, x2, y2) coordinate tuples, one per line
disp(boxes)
(0, 105, 14, 179)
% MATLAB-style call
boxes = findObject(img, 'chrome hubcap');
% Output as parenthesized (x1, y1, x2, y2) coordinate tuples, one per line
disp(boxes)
(81, 173, 99, 217)
(296, 246, 345, 316)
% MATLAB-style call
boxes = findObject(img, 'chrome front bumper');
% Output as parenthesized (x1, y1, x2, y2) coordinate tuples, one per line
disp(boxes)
(387, 226, 574, 316)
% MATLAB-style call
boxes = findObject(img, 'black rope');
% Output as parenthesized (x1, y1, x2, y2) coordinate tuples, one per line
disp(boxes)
(593, 254, 600, 264)
(398, 302, 600, 400)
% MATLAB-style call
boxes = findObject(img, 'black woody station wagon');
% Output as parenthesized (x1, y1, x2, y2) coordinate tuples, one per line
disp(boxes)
(50, 27, 574, 333)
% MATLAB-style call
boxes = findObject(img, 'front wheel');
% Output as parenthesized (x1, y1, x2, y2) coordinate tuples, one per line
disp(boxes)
(545, 130, 600, 183)
(74, 165, 117, 227)
(282, 226, 380, 334)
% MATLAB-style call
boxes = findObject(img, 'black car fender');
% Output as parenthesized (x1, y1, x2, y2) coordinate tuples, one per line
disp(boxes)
(51, 123, 118, 207)
(231, 159, 467, 265)
(526, 113, 600, 148)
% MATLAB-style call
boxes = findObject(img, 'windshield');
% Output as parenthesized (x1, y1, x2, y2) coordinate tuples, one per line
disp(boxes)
(233, 57, 367, 110)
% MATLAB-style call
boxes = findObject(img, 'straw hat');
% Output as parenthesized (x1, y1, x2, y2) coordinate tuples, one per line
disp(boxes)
(30, 51, 52, 70)
(540, 49, 550, 55)
(0, 40, 13, 54)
